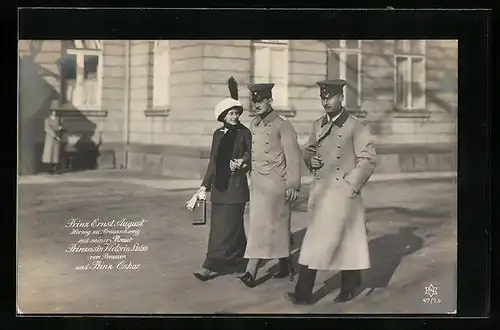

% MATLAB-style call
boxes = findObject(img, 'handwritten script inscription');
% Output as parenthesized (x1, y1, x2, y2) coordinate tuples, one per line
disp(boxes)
(64, 217, 148, 271)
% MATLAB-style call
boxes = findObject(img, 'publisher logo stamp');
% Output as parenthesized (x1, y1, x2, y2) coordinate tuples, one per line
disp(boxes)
(422, 284, 442, 304)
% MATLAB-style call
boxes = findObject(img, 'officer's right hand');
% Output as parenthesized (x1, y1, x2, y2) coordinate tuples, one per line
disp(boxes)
(310, 155, 323, 169)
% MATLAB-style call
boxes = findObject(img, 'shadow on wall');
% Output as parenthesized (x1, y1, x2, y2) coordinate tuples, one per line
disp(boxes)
(18, 48, 98, 175)
(18, 54, 58, 175)
(68, 129, 100, 171)
(316, 40, 458, 136)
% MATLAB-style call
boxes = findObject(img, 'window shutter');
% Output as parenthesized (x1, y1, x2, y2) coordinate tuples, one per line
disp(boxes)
(345, 53, 359, 108)
(153, 49, 171, 108)
(327, 51, 340, 80)
(82, 55, 99, 107)
(270, 47, 288, 108)
(411, 57, 425, 109)
(396, 57, 409, 108)
(253, 45, 270, 83)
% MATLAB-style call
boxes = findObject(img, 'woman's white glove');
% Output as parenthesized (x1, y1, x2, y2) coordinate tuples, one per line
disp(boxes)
(197, 186, 207, 200)
(186, 186, 207, 211)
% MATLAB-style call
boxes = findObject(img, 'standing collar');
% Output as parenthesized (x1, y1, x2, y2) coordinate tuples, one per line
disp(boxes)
(255, 109, 279, 126)
(320, 109, 349, 127)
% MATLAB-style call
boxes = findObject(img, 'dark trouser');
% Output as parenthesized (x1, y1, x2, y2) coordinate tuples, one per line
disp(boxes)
(278, 256, 292, 271)
(46, 163, 57, 174)
(294, 264, 361, 299)
(246, 256, 292, 277)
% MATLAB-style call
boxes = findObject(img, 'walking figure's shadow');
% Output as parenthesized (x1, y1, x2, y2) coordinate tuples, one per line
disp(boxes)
(310, 226, 424, 303)
(253, 229, 307, 285)
(248, 224, 424, 303)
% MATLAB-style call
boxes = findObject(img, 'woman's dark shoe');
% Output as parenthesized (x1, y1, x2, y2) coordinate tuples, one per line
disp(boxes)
(238, 272, 257, 288)
(284, 292, 312, 305)
(193, 270, 220, 282)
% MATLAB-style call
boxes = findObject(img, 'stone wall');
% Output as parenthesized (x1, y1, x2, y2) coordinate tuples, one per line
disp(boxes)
(18, 39, 457, 177)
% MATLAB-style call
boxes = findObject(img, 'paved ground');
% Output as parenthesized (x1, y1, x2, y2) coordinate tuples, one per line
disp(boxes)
(17, 172, 457, 315)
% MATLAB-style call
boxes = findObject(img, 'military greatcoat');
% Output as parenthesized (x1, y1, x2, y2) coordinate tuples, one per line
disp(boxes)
(244, 110, 302, 259)
(298, 110, 377, 271)
(42, 116, 61, 164)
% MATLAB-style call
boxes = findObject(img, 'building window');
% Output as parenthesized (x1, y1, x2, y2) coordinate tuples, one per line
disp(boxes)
(394, 40, 426, 110)
(152, 40, 171, 109)
(326, 40, 362, 109)
(59, 40, 103, 109)
(252, 40, 289, 109)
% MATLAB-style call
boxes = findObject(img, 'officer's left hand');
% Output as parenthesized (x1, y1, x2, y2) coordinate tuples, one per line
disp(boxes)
(285, 188, 299, 203)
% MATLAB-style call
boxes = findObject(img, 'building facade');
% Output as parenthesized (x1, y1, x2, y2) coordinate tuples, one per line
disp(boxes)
(18, 39, 457, 177)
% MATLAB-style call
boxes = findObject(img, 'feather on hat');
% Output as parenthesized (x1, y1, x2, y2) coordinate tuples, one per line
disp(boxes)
(214, 76, 243, 122)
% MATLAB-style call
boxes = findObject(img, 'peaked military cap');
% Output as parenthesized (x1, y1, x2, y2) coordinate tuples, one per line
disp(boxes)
(248, 83, 275, 102)
(316, 79, 347, 99)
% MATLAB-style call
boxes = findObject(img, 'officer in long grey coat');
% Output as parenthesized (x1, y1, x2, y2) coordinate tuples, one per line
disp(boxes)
(285, 79, 377, 305)
(238, 83, 302, 288)
(42, 110, 63, 173)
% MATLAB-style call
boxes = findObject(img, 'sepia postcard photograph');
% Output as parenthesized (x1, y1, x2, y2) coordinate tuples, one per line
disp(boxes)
(17, 38, 458, 315)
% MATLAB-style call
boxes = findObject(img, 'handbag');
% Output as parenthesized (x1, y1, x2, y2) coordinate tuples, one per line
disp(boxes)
(186, 192, 207, 226)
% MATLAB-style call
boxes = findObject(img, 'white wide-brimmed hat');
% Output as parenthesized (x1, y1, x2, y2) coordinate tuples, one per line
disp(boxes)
(214, 97, 243, 122)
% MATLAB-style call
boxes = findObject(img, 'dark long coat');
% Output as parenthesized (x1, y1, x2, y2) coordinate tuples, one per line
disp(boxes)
(201, 123, 252, 203)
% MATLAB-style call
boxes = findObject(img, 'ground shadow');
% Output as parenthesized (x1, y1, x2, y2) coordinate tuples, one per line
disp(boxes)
(366, 206, 450, 220)
(252, 228, 307, 286)
(310, 225, 424, 303)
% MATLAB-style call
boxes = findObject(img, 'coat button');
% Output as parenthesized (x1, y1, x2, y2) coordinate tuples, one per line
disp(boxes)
(338, 134, 342, 137)
(337, 167, 340, 170)
(317, 176, 321, 180)
(266, 141, 269, 144)
(252, 132, 255, 135)
(317, 144, 321, 147)
(337, 145, 341, 148)
(336, 177, 339, 180)
(337, 156, 340, 159)
(266, 132, 270, 135)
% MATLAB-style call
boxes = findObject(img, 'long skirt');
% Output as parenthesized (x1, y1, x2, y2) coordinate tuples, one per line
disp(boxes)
(202, 202, 247, 273)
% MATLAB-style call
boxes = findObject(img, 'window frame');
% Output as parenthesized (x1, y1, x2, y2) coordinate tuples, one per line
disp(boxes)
(63, 40, 104, 109)
(326, 40, 363, 109)
(251, 40, 290, 110)
(393, 40, 427, 111)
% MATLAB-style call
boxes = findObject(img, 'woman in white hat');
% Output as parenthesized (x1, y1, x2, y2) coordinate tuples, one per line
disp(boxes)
(190, 77, 252, 281)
